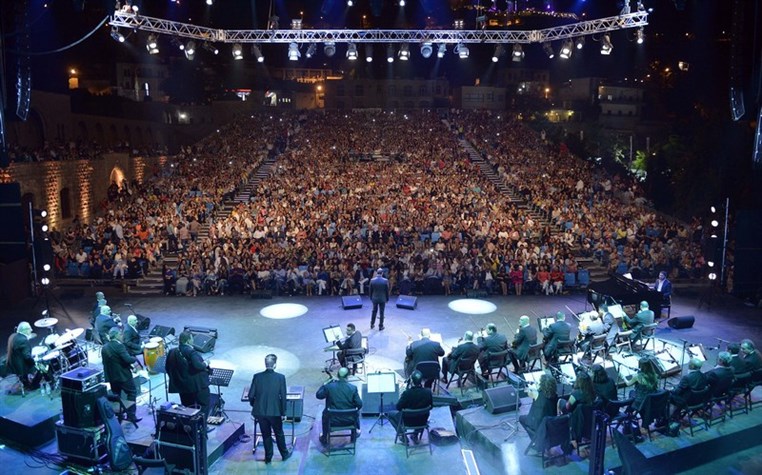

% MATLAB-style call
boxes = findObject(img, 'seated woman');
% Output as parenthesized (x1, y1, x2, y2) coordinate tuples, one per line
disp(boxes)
(591, 364, 618, 415)
(519, 373, 558, 439)
(558, 371, 596, 415)
(625, 358, 660, 414)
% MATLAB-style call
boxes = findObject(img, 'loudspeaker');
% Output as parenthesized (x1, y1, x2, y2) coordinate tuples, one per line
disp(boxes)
(61, 384, 107, 428)
(396, 295, 417, 310)
(483, 385, 520, 414)
(157, 406, 207, 475)
(149, 325, 175, 338)
(667, 315, 695, 329)
(190, 332, 216, 353)
(135, 314, 151, 331)
(286, 385, 304, 422)
(251, 289, 272, 299)
(341, 295, 363, 310)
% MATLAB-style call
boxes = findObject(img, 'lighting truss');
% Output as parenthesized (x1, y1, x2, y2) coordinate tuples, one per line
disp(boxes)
(110, 10, 648, 45)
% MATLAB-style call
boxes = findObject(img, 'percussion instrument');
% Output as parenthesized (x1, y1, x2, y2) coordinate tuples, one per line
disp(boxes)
(54, 328, 85, 349)
(39, 343, 88, 376)
(34, 317, 58, 328)
(143, 337, 165, 373)
(32, 345, 49, 358)
(44, 334, 60, 347)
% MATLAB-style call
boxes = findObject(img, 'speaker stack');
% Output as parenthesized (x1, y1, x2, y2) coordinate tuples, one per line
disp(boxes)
(156, 405, 208, 474)
(183, 326, 218, 353)
(56, 368, 108, 463)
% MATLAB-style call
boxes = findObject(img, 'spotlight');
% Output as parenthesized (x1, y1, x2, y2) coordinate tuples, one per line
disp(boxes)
(453, 19, 464, 30)
(170, 37, 184, 51)
(232, 43, 243, 60)
(42, 224, 49, 232)
(636, 28, 644, 44)
(324, 42, 336, 57)
(110, 27, 125, 43)
(387, 44, 394, 63)
(146, 34, 159, 54)
(400, 0, 406, 5)
(206, 0, 213, 5)
(560, 39, 573, 59)
(437, 43, 446, 58)
(184, 40, 196, 60)
(203, 42, 219, 55)
(542, 42, 554, 59)
(711, 220, 719, 228)
(291, 19, 303, 30)
(511, 44, 524, 62)
(252, 44, 264, 62)
(347, 0, 353, 6)
(398, 43, 410, 61)
(420, 42, 433, 59)
(41, 277, 50, 286)
(43, 264, 51, 272)
(305, 43, 317, 58)
(576, 36, 585, 50)
(708, 261, 715, 267)
(492, 44, 504, 63)
(708, 272, 717, 281)
(365, 44, 373, 62)
(346, 43, 358, 60)
(600, 34, 613, 55)
(288, 42, 301, 61)
(40, 210, 47, 218)
(455, 43, 469, 59)
(710, 206, 717, 213)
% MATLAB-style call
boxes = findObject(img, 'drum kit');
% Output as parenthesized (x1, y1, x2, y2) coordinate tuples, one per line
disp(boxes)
(32, 317, 88, 380)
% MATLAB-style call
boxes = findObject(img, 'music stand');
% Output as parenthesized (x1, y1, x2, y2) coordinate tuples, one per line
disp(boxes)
(323, 325, 344, 370)
(209, 368, 234, 421)
(367, 371, 397, 433)
(537, 316, 555, 333)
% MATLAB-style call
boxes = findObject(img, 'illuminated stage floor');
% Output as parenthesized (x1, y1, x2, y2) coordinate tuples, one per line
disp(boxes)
(1, 291, 761, 474)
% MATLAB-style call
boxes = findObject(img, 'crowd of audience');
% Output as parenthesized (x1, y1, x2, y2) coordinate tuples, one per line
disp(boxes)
(6, 140, 168, 163)
(49, 109, 706, 297)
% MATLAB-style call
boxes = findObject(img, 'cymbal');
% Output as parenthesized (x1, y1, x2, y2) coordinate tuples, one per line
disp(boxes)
(54, 328, 85, 348)
(34, 317, 58, 328)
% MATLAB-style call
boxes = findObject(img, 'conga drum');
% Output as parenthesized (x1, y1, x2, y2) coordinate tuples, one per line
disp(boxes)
(143, 342, 162, 373)
(149, 337, 165, 356)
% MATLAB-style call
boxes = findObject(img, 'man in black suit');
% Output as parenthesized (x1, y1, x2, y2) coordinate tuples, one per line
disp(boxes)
(442, 331, 480, 383)
(706, 352, 735, 397)
(335, 323, 363, 371)
(248, 354, 292, 464)
(741, 339, 762, 372)
(166, 331, 212, 417)
(91, 292, 105, 324)
(95, 305, 119, 344)
(508, 316, 537, 373)
(316, 367, 363, 444)
(477, 323, 509, 377)
(542, 312, 571, 363)
(727, 343, 747, 374)
(5, 321, 51, 390)
(101, 328, 141, 425)
(369, 268, 389, 330)
(600, 304, 620, 348)
(405, 328, 445, 387)
(388, 370, 433, 444)
(669, 358, 708, 420)
(122, 315, 143, 364)
(624, 301, 655, 344)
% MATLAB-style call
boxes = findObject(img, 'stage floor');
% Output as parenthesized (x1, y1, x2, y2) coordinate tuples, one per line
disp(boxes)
(1, 290, 761, 474)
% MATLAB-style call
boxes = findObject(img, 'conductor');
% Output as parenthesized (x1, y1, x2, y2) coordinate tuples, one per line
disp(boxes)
(248, 354, 292, 464)
(369, 268, 389, 330)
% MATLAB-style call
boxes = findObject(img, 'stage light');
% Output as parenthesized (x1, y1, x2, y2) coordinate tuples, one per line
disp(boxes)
(398, 43, 410, 61)
(43, 264, 51, 272)
(708, 261, 715, 267)
(40, 210, 47, 218)
(146, 34, 159, 54)
(291, 19, 302, 30)
(437, 43, 446, 58)
(455, 43, 469, 59)
(710, 206, 717, 213)
(542, 41, 554, 59)
(41, 277, 50, 286)
(711, 220, 719, 228)
(636, 28, 644, 44)
(387, 44, 394, 63)
(560, 39, 573, 59)
(708, 272, 717, 281)
(448, 299, 497, 315)
(232, 43, 243, 60)
(365, 44, 373, 62)
(492, 44, 504, 63)
(347, 0, 353, 6)
(184, 40, 196, 60)
(206, 0, 213, 5)
(453, 19, 464, 30)
(346, 42, 358, 60)
(601, 34, 613, 55)
(110, 27, 125, 43)
(202, 42, 219, 55)
(41, 224, 49, 232)
(420, 42, 433, 59)
(252, 44, 264, 62)
(400, 0, 406, 5)
(512, 44, 524, 62)
(305, 43, 316, 58)
(324, 41, 336, 57)
(288, 42, 301, 61)
(576, 36, 585, 50)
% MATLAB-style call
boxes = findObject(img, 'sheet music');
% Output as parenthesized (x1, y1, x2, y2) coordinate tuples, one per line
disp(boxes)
(322, 325, 343, 343)
(522, 370, 545, 386)
(559, 363, 576, 383)
(538, 317, 555, 332)
(366, 372, 396, 394)
(607, 304, 626, 320)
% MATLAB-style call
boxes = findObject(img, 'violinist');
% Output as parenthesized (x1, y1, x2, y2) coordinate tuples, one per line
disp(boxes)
(477, 323, 509, 378)
(600, 303, 620, 348)
(623, 301, 654, 345)
(508, 316, 537, 374)
(405, 328, 445, 386)
(335, 323, 362, 371)
(442, 331, 479, 383)
(578, 312, 605, 353)
(542, 312, 571, 363)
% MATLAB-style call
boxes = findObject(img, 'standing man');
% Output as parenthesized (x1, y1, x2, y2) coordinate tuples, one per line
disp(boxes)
(369, 268, 389, 331)
(95, 305, 119, 344)
(248, 354, 292, 464)
(122, 315, 143, 367)
(316, 367, 363, 445)
(477, 323, 509, 378)
(101, 328, 141, 425)
(91, 292, 106, 324)
(442, 331, 480, 383)
(508, 316, 537, 374)
(388, 370, 433, 444)
(405, 328, 445, 387)
(166, 331, 212, 417)
(542, 312, 571, 363)
(335, 323, 363, 371)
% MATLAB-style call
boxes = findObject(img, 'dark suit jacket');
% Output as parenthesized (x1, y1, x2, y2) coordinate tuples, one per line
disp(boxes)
(336, 331, 363, 361)
(543, 321, 571, 357)
(249, 368, 287, 417)
(406, 338, 445, 370)
(369, 276, 389, 303)
(447, 341, 479, 373)
(122, 325, 142, 357)
(95, 313, 118, 341)
(166, 344, 210, 394)
(396, 385, 433, 427)
(511, 326, 537, 361)
(316, 379, 362, 414)
(655, 278, 672, 299)
(478, 332, 509, 355)
(743, 351, 762, 372)
(624, 309, 654, 337)
(101, 340, 136, 383)
(672, 369, 708, 403)
(706, 366, 734, 396)
(602, 312, 620, 347)
(6, 333, 34, 377)
(729, 355, 747, 374)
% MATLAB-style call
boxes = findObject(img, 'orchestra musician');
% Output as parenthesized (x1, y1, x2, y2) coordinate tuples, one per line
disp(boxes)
(5, 321, 53, 391)
(669, 358, 708, 420)
(166, 331, 212, 417)
(387, 370, 433, 444)
(405, 328, 445, 388)
(122, 315, 144, 365)
(599, 303, 620, 348)
(542, 312, 571, 363)
(623, 301, 654, 345)
(316, 367, 363, 445)
(727, 343, 747, 374)
(335, 323, 362, 372)
(477, 323, 509, 378)
(442, 331, 479, 383)
(91, 292, 106, 324)
(95, 305, 120, 344)
(508, 316, 537, 374)
(248, 354, 292, 464)
(578, 312, 606, 353)
(101, 328, 142, 425)
(740, 339, 762, 372)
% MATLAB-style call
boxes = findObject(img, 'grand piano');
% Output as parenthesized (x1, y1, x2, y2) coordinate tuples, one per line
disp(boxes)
(587, 273, 665, 314)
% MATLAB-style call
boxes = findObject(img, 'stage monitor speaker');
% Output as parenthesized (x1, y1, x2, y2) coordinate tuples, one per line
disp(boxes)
(149, 325, 175, 338)
(396, 295, 417, 310)
(483, 385, 520, 414)
(190, 332, 216, 353)
(251, 289, 272, 299)
(341, 295, 363, 310)
(61, 384, 107, 428)
(135, 314, 151, 331)
(667, 315, 695, 329)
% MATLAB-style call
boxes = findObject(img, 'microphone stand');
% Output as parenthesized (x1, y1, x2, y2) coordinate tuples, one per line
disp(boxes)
(679, 339, 689, 377)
